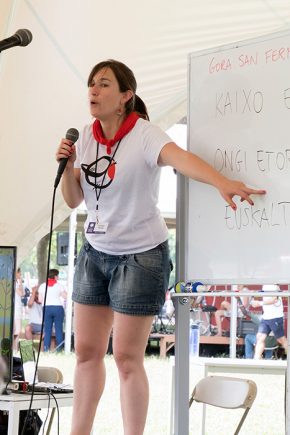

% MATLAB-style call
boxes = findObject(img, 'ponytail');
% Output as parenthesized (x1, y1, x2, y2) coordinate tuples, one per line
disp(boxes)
(134, 95, 150, 121)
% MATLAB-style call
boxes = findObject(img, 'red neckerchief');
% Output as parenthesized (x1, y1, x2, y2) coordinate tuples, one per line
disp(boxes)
(92, 112, 139, 154)
(48, 278, 57, 287)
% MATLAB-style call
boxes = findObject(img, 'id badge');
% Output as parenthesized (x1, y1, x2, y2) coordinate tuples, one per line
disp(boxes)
(86, 221, 108, 234)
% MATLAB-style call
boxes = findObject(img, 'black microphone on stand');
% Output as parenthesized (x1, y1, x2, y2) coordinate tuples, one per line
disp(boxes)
(0, 29, 33, 52)
(54, 128, 79, 188)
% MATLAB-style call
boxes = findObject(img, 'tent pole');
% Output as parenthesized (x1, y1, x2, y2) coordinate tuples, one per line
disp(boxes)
(65, 209, 77, 354)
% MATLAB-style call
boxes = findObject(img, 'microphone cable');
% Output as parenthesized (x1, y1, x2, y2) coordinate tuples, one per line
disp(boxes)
(20, 186, 57, 435)
(20, 127, 78, 435)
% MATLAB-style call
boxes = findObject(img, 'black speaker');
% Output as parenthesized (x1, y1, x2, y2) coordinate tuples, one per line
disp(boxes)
(238, 319, 257, 337)
(57, 232, 77, 266)
(57, 232, 69, 265)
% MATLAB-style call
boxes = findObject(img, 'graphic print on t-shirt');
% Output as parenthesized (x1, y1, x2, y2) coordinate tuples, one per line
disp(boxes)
(81, 155, 116, 190)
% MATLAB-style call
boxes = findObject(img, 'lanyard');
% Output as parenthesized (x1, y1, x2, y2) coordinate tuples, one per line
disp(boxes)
(94, 139, 121, 222)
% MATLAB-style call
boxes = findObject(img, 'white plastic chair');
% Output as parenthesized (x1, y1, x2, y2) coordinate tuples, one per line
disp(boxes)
(189, 375, 257, 435)
(38, 366, 63, 434)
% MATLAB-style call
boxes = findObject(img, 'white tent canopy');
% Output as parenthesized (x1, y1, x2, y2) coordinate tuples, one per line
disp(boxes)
(1, 0, 290, 262)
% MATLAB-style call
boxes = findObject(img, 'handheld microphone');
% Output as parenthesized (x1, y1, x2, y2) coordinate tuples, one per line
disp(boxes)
(54, 128, 79, 188)
(0, 29, 33, 52)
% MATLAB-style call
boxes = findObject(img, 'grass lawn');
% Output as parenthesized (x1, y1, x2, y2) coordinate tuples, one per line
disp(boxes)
(34, 352, 285, 434)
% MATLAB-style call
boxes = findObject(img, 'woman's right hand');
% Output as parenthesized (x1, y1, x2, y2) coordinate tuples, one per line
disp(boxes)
(56, 138, 83, 208)
(55, 138, 76, 169)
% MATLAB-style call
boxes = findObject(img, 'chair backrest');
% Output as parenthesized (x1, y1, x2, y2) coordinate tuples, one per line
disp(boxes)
(191, 376, 257, 409)
(38, 366, 63, 383)
(190, 376, 257, 434)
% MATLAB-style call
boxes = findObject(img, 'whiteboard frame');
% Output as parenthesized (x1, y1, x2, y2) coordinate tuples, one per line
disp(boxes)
(177, 28, 290, 285)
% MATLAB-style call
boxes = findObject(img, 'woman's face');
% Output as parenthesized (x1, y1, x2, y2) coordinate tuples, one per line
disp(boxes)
(88, 67, 131, 120)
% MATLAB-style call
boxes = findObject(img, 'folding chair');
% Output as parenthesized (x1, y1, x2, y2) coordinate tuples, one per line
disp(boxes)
(189, 375, 257, 435)
(38, 366, 63, 434)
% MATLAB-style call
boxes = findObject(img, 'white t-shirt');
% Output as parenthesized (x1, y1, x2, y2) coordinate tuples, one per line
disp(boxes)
(28, 303, 43, 324)
(14, 281, 23, 320)
(75, 118, 171, 254)
(38, 282, 65, 306)
(262, 296, 284, 320)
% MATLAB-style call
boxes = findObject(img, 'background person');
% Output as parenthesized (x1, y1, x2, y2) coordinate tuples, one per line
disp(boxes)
(251, 284, 287, 359)
(38, 269, 67, 352)
(214, 284, 251, 336)
(25, 286, 43, 340)
(21, 285, 31, 320)
(55, 59, 265, 435)
(13, 267, 24, 350)
(239, 305, 276, 359)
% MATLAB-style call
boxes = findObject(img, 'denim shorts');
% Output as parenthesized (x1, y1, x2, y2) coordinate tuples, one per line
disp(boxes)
(258, 317, 284, 339)
(73, 240, 172, 316)
(30, 323, 42, 334)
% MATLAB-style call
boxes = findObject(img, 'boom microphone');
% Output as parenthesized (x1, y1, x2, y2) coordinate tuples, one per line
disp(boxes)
(0, 29, 33, 52)
(54, 128, 79, 188)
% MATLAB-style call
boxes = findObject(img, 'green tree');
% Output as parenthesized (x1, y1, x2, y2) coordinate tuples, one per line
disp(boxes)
(20, 231, 83, 284)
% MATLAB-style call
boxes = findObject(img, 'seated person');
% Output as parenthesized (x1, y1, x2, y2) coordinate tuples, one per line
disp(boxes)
(13, 267, 25, 350)
(25, 286, 43, 339)
(214, 285, 250, 336)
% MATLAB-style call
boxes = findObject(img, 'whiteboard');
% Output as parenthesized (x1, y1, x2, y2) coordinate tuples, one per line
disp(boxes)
(185, 30, 290, 284)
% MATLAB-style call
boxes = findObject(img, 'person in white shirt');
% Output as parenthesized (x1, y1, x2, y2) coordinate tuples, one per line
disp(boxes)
(25, 286, 43, 339)
(251, 284, 287, 359)
(38, 269, 67, 352)
(13, 267, 24, 350)
(55, 59, 266, 435)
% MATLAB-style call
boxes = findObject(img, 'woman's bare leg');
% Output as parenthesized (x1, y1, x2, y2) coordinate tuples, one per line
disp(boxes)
(113, 313, 154, 435)
(70, 304, 113, 435)
(214, 301, 230, 336)
(254, 332, 267, 359)
(277, 336, 288, 354)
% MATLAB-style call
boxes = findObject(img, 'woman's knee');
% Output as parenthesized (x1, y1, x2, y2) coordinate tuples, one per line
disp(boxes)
(114, 348, 143, 377)
(75, 338, 107, 363)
